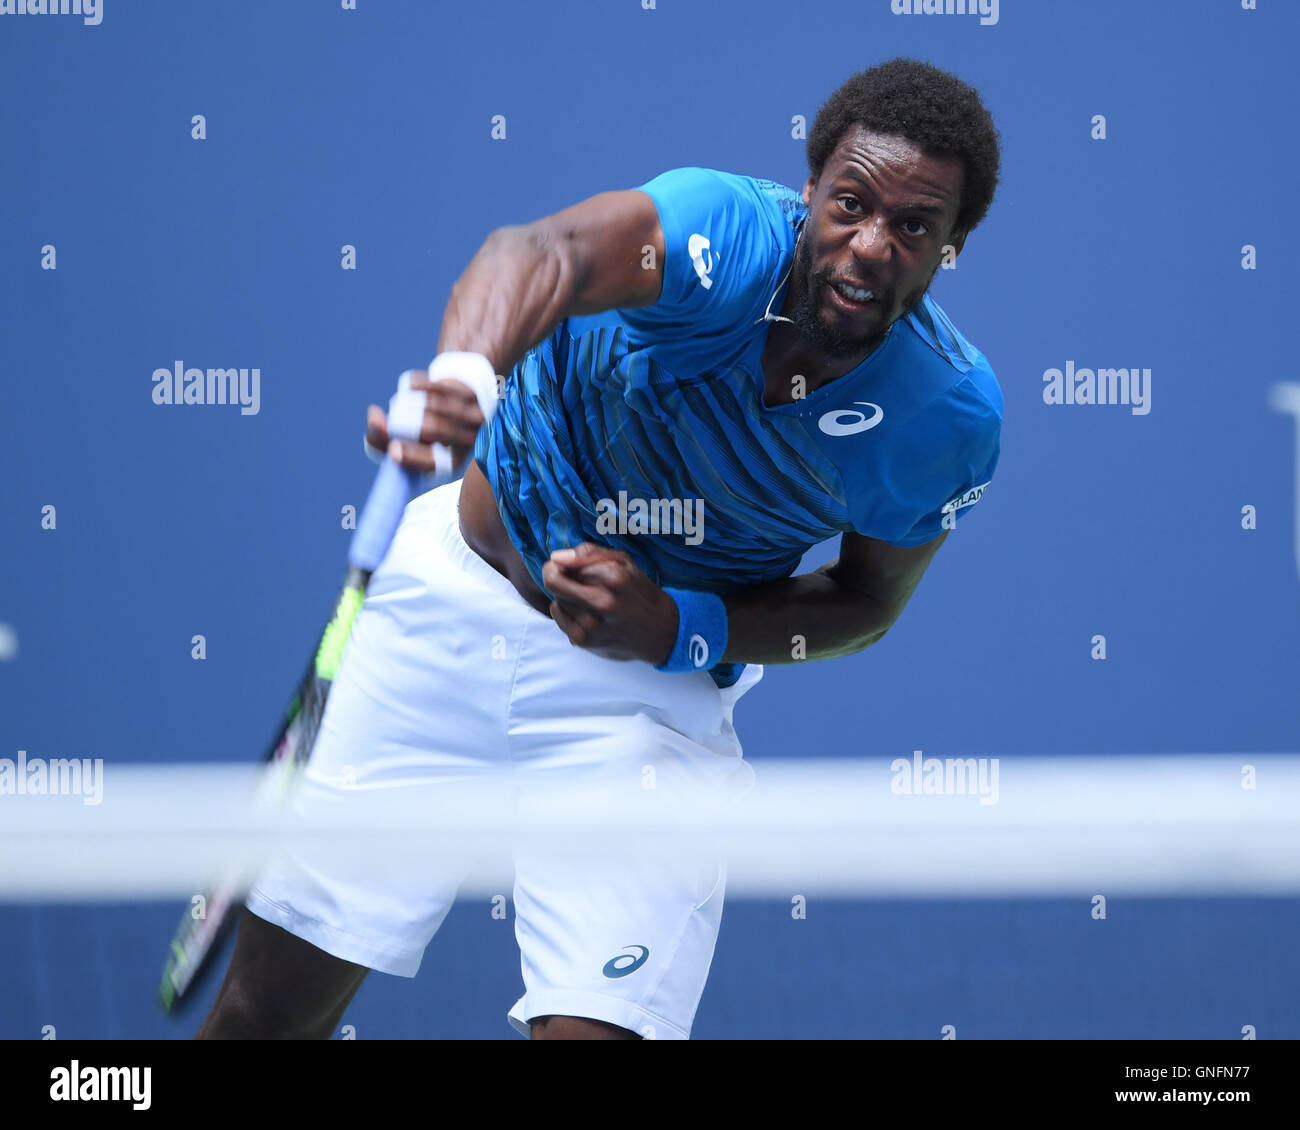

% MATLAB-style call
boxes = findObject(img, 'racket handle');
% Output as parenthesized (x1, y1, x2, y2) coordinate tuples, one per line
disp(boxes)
(348, 370, 453, 573)
(348, 358, 499, 574)
(347, 457, 433, 574)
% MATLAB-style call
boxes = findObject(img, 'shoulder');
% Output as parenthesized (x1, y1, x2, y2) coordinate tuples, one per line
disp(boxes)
(897, 294, 1003, 440)
(828, 297, 1002, 546)
(622, 167, 805, 338)
(636, 166, 804, 233)
(634, 167, 803, 281)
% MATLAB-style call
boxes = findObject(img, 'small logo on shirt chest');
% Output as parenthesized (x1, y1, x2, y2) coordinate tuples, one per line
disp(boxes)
(817, 402, 884, 435)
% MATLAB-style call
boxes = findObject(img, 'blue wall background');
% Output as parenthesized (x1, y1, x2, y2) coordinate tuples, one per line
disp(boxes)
(2, 0, 1297, 1039)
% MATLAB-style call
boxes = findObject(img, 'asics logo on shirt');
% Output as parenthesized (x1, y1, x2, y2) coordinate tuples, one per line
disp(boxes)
(817, 402, 884, 436)
(688, 233, 714, 289)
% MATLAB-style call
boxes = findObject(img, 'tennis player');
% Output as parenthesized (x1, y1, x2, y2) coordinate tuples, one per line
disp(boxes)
(197, 58, 1003, 1040)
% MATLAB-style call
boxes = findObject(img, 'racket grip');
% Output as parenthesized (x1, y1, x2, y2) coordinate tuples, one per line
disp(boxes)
(348, 357, 499, 575)
(347, 457, 429, 574)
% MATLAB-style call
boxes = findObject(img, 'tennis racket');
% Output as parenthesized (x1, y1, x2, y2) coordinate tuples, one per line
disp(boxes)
(158, 369, 486, 1012)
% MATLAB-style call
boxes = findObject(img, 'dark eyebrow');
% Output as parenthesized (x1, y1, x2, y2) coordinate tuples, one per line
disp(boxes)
(835, 171, 949, 217)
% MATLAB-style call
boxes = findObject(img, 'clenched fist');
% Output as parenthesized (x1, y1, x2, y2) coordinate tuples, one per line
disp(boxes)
(542, 542, 679, 665)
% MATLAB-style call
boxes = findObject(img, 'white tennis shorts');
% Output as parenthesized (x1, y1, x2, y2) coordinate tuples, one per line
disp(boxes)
(247, 481, 761, 1039)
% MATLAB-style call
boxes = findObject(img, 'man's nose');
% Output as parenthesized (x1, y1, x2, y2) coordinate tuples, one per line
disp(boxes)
(850, 214, 894, 266)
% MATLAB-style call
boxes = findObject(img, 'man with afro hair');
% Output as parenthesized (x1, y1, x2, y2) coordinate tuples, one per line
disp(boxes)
(200, 57, 1005, 1042)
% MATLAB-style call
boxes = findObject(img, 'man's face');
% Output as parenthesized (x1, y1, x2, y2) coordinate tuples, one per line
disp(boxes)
(787, 127, 966, 360)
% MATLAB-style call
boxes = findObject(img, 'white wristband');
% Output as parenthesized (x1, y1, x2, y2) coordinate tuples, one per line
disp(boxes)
(424, 352, 499, 478)
(426, 351, 499, 421)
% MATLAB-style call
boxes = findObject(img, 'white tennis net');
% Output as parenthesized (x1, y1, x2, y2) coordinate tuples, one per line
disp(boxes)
(1, 755, 1296, 899)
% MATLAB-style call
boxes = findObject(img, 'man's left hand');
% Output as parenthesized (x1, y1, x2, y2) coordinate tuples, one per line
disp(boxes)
(542, 543, 678, 665)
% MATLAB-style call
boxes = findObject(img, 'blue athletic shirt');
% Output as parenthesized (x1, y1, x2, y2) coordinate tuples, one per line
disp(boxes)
(474, 166, 1003, 688)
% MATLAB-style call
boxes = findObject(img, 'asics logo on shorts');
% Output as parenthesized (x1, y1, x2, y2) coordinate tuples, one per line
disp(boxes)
(602, 945, 650, 978)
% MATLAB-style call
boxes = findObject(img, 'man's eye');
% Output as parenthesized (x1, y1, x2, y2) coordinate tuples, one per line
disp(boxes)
(903, 219, 929, 236)
(838, 196, 862, 214)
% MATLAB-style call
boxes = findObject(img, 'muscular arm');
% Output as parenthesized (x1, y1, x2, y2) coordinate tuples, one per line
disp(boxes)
(368, 190, 666, 470)
(720, 529, 949, 665)
(545, 528, 949, 668)
(435, 191, 667, 376)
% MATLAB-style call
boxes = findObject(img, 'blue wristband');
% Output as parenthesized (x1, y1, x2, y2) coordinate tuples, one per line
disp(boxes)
(655, 588, 729, 672)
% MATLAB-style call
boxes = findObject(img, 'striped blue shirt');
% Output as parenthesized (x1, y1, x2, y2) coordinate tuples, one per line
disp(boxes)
(474, 166, 1003, 686)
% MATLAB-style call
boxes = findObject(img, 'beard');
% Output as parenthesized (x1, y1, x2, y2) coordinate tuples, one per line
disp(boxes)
(786, 226, 933, 360)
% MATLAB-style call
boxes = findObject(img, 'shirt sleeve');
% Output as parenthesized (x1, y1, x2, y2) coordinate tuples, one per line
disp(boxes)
(623, 167, 777, 340)
(854, 376, 1002, 548)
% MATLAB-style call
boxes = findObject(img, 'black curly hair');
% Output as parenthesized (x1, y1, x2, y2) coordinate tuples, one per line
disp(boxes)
(806, 58, 1001, 237)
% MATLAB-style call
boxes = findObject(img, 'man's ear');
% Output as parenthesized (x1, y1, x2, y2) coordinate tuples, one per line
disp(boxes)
(948, 229, 968, 258)
(802, 176, 816, 208)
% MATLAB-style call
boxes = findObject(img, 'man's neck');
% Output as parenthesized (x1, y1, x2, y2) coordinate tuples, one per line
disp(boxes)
(761, 286, 890, 397)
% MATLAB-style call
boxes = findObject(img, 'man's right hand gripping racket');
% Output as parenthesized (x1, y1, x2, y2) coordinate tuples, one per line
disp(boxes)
(158, 357, 498, 1012)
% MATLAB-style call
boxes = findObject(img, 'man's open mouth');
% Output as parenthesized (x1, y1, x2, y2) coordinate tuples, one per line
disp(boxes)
(828, 279, 879, 310)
